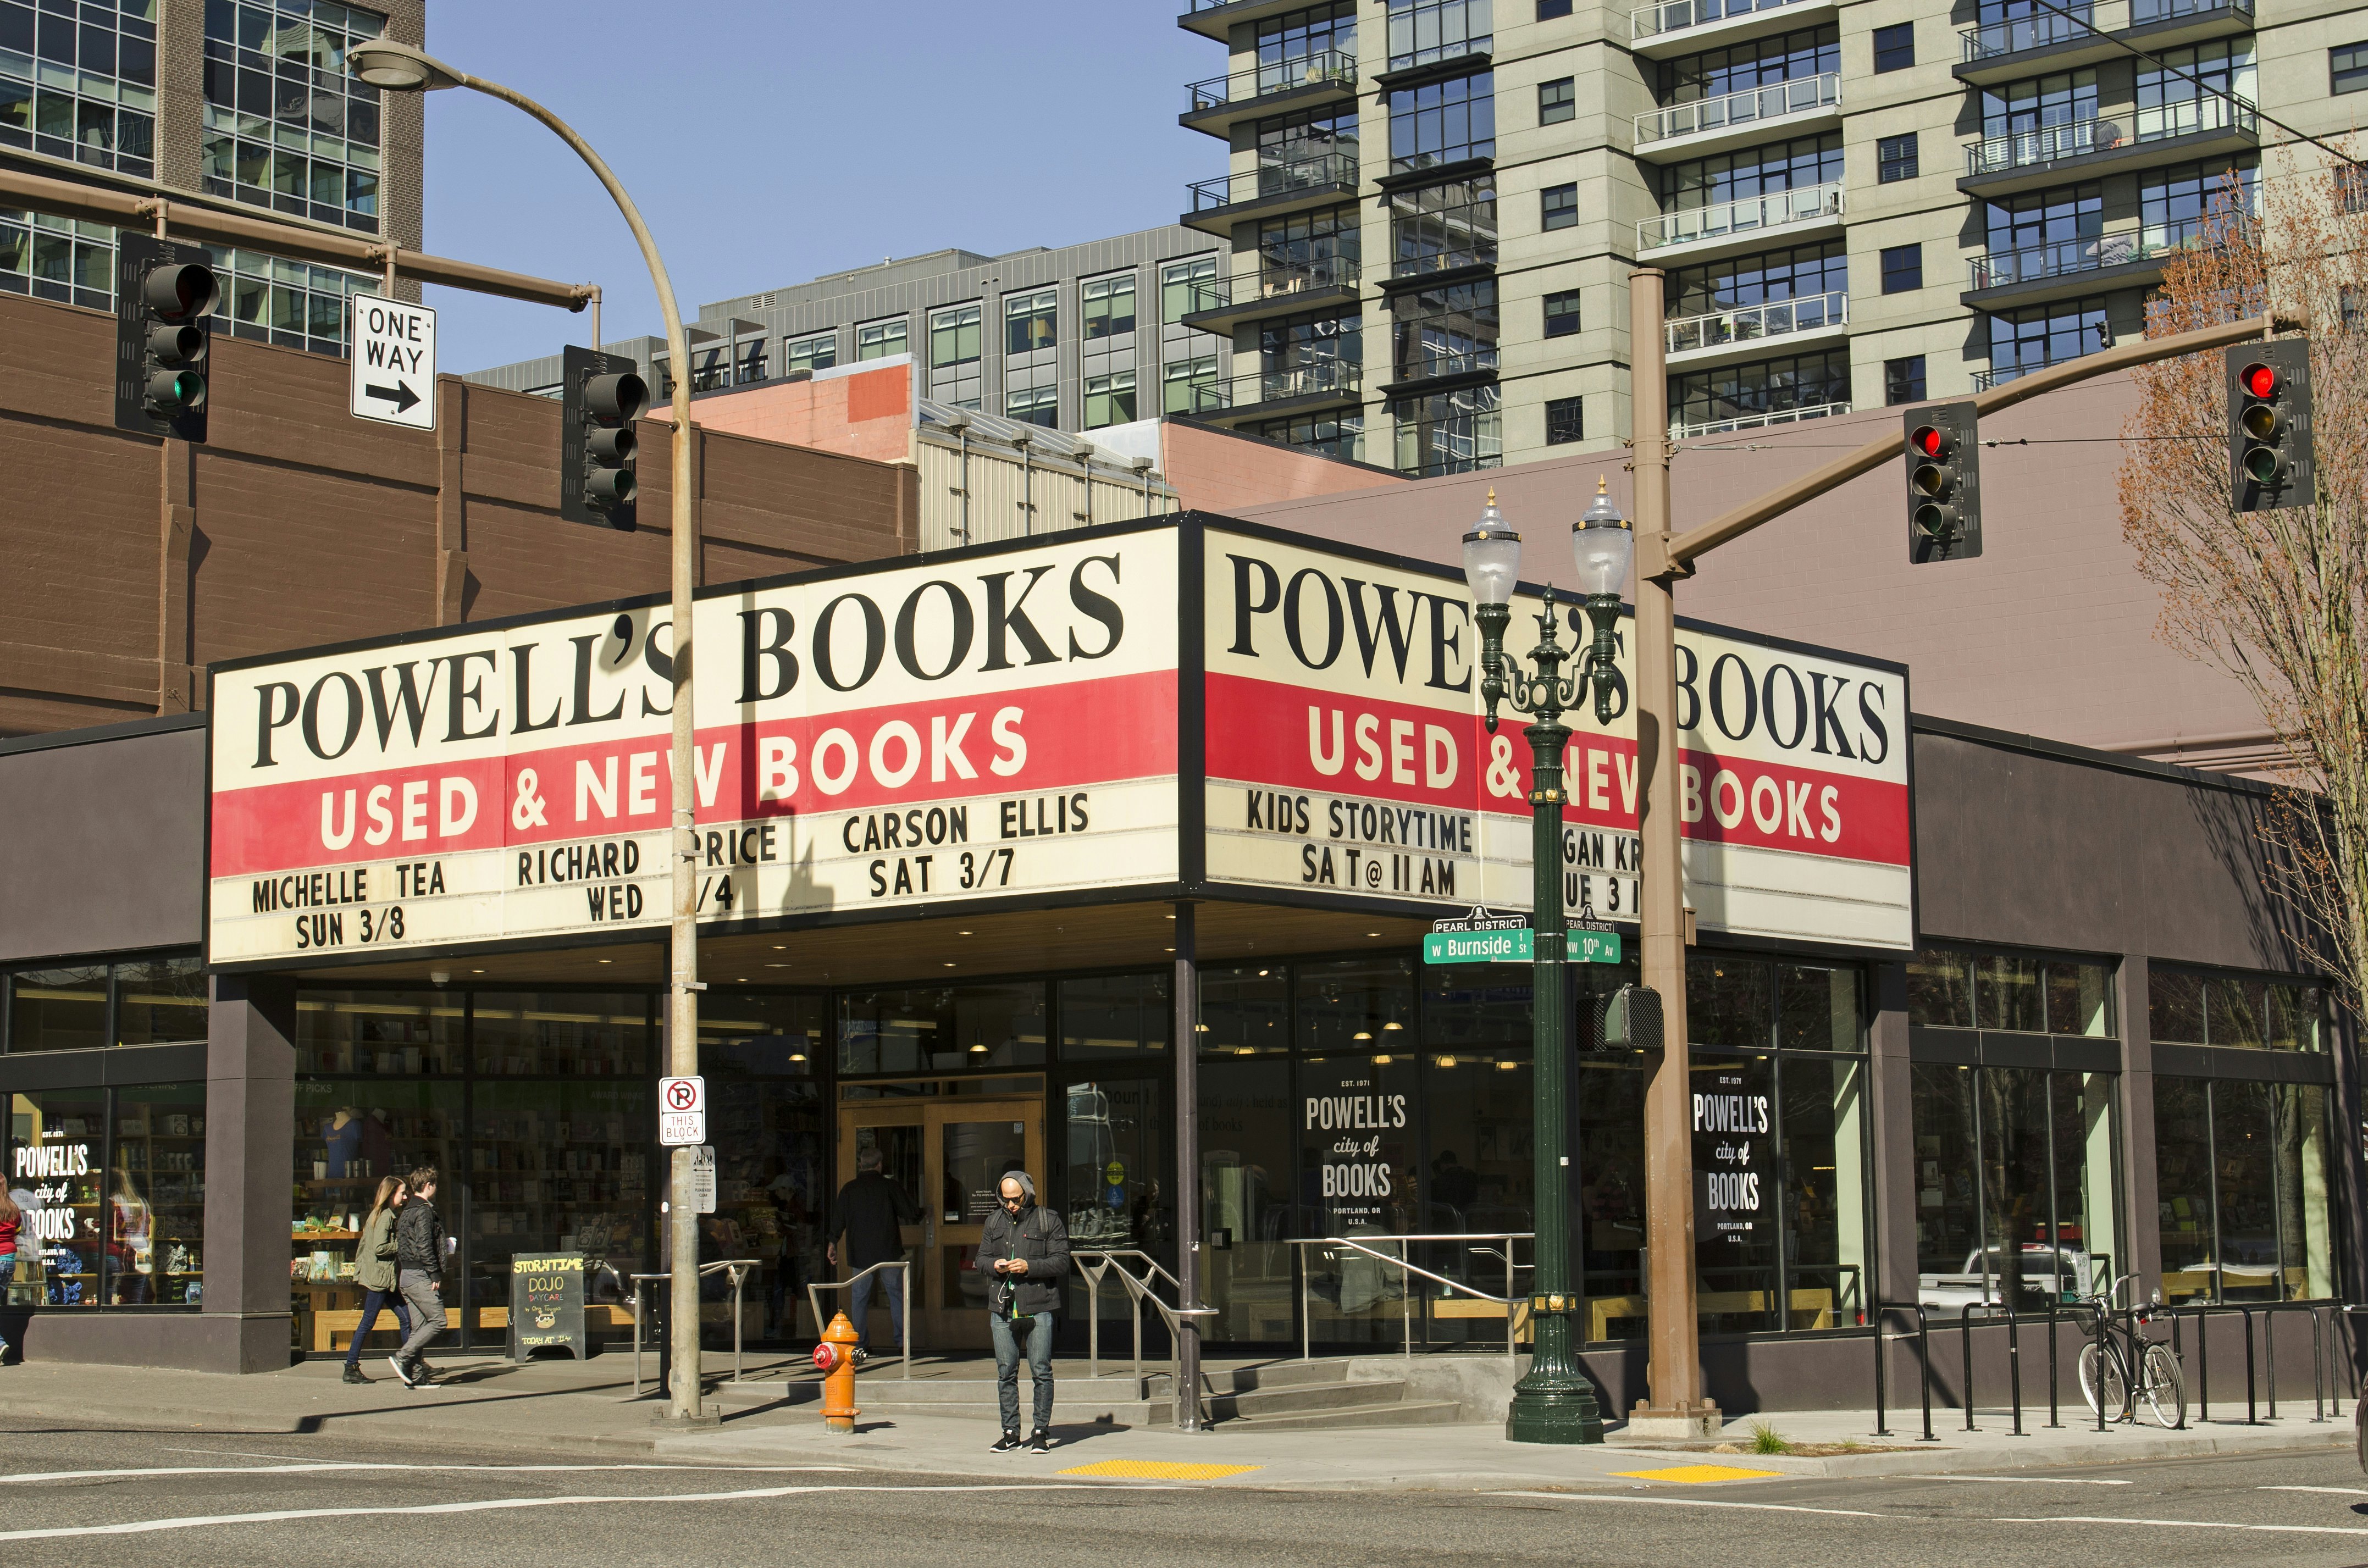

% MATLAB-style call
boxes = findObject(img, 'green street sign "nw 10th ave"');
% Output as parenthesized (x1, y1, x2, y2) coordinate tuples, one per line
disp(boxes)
(1421, 929, 1623, 965)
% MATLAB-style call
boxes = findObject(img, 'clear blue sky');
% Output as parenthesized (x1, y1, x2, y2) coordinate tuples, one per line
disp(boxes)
(420, 2, 1213, 373)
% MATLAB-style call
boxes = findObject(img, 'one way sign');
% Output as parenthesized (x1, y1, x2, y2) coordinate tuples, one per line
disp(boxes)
(350, 295, 436, 430)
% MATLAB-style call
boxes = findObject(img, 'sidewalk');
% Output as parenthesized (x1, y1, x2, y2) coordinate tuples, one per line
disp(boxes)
(0, 1353, 2350, 1491)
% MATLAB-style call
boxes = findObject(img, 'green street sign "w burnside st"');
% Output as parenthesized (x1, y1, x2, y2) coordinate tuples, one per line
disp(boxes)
(1421, 910, 1623, 966)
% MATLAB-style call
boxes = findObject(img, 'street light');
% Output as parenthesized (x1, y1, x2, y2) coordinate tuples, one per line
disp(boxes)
(351, 36, 712, 1430)
(1460, 484, 1623, 1445)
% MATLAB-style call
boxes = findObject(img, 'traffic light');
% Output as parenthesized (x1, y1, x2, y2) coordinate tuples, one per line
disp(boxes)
(2227, 341, 2314, 513)
(113, 233, 218, 443)
(560, 344, 648, 530)
(1905, 402, 1982, 563)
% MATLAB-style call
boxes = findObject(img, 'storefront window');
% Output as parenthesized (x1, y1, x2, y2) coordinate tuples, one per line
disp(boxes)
(472, 993, 650, 1076)
(1197, 965, 1292, 1340)
(8, 1084, 202, 1310)
(1061, 1077, 1168, 1259)
(7, 965, 107, 1051)
(1060, 973, 1170, 1059)
(114, 956, 207, 1045)
(292, 1078, 462, 1351)
(1913, 1065, 2120, 1313)
(2151, 1076, 2333, 1301)
(701, 992, 827, 1341)
(1909, 945, 2114, 1034)
(469, 1079, 652, 1334)
(295, 989, 462, 1073)
(8, 1090, 106, 1306)
(837, 983, 1047, 1073)
(3, 953, 209, 1052)
(2151, 965, 2322, 1050)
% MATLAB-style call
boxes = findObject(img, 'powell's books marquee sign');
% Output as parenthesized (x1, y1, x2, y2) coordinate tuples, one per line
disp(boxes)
(205, 516, 1910, 968)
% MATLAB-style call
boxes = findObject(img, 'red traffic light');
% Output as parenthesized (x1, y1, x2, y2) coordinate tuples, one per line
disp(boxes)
(1911, 425, 1946, 458)
(2240, 362, 2278, 400)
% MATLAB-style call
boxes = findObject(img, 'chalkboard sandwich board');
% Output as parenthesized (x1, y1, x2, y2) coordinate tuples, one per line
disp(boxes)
(508, 1251, 588, 1361)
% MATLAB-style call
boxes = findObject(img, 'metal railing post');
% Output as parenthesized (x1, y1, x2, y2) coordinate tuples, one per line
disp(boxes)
(2245, 1306, 2259, 1424)
(1872, 1303, 1889, 1438)
(1916, 1305, 1936, 1442)
(1086, 1262, 1102, 1380)
(2006, 1300, 2023, 1436)
(2046, 1304, 2061, 1428)
(1961, 1305, 1980, 1431)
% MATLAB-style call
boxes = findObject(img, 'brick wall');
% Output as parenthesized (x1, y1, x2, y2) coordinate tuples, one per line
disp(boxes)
(1160, 419, 1405, 514)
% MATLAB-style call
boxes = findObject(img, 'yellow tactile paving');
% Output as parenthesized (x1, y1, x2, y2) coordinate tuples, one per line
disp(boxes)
(1608, 1465, 1785, 1484)
(1058, 1459, 1265, 1481)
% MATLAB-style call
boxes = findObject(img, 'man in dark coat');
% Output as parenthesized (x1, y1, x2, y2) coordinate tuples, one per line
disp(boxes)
(828, 1146, 918, 1357)
(980, 1169, 1069, 1454)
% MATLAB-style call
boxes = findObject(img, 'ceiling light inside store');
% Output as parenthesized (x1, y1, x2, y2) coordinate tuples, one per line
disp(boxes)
(1353, 1030, 1373, 1041)
(970, 1043, 987, 1054)
(789, 1053, 806, 1062)
(1373, 1054, 1392, 1064)
(1382, 1022, 1403, 1032)
(1236, 1047, 1256, 1056)
(1497, 1060, 1519, 1071)
(1436, 1055, 1456, 1069)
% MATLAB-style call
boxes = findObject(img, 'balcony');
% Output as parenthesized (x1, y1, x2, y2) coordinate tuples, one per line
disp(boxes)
(1381, 348, 1499, 398)
(1636, 182, 1845, 263)
(1183, 151, 1363, 236)
(1963, 219, 2207, 306)
(1634, 73, 1841, 162)
(1630, 0, 1834, 57)
(1181, 256, 1363, 335)
(1672, 400, 1850, 439)
(1960, 98, 2259, 195)
(1956, 0, 2255, 85)
(1182, 50, 1357, 138)
(1665, 290, 1846, 368)
(1191, 358, 1363, 420)
(1178, 0, 1316, 42)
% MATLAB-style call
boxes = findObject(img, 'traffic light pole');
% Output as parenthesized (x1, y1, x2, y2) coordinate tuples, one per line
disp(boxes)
(1623, 273, 2288, 1432)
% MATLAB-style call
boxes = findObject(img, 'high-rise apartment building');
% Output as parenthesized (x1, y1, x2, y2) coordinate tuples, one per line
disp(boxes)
(1176, 0, 2364, 474)
(1, 0, 425, 354)
(470, 228, 1237, 445)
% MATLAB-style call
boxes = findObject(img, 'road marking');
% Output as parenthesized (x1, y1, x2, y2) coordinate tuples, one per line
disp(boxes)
(1998, 1515, 2368, 1537)
(1915, 1475, 2133, 1486)
(1609, 1465, 1784, 1484)
(0, 1482, 1156, 1541)
(2262, 1486, 2368, 1497)
(1059, 1460, 1262, 1481)
(0, 1463, 853, 1486)
(1492, 1489, 1881, 1518)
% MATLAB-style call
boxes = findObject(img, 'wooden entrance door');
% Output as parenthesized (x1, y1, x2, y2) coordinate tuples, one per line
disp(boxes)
(838, 1096, 1043, 1349)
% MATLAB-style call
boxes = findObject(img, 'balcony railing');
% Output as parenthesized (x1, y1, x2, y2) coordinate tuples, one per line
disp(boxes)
(1636, 73, 1839, 146)
(1192, 358, 1362, 413)
(1672, 400, 1850, 439)
(1959, 0, 2253, 62)
(1631, 0, 1818, 43)
(1187, 50, 1357, 114)
(1664, 290, 1845, 354)
(1388, 348, 1499, 387)
(1967, 218, 2207, 290)
(1186, 255, 1362, 317)
(2135, 92, 2256, 143)
(1966, 98, 2254, 176)
(1188, 151, 1361, 213)
(1637, 181, 1844, 252)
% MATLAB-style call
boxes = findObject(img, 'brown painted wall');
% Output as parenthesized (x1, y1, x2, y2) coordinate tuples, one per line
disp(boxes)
(0, 291, 911, 738)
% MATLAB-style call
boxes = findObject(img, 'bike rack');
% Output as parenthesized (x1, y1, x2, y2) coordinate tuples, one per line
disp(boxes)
(1869, 1300, 1938, 1443)
(1960, 1303, 2028, 1436)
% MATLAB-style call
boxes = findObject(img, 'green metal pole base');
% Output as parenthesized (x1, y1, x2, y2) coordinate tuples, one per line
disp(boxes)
(1506, 1383, 1606, 1445)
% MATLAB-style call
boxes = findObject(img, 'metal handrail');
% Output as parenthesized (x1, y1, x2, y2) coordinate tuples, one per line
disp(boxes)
(1288, 1232, 1530, 1371)
(2134, 92, 2258, 144)
(1072, 1249, 1216, 1427)
(1191, 358, 1360, 413)
(1966, 118, 2103, 176)
(1637, 181, 1843, 252)
(1672, 400, 1849, 439)
(1631, 0, 1817, 43)
(1665, 290, 1845, 354)
(629, 1259, 757, 1396)
(1187, 151, 1360, 213)
(1967, 220, 2206, 289)
(1958, 0, 2252, 60)
(1185, 254, 1360, 317)
(1636, 71, 1839, 145)
(806, 1259, 913, 1381)
(1187, 49, 1357, 113)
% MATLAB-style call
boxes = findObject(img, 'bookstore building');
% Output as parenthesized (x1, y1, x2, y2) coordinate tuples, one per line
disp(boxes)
(0, 515, 2353, 1404)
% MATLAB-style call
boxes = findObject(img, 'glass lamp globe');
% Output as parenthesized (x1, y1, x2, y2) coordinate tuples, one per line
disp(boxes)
(1570, 475, 1634, 599)
(1461, 487, 1522, 608)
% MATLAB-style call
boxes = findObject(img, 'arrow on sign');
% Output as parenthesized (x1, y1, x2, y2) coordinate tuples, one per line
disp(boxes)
(364, 381, 421, 413)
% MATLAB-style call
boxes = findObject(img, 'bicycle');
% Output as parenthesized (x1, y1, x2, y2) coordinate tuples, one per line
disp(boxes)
(2077, 1272, 2186, 1428)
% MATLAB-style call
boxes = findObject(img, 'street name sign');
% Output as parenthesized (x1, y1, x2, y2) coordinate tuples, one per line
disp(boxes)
(658, 1075, 705, 1147)
(1422, 905, 1622, 965)
(350, 295, 436, 430)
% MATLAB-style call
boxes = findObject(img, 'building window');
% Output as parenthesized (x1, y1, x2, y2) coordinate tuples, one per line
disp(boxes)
(2148, 967, 2322, 1051)
(2137, 41, 2255, 143)
(2154, 1077, 2334, 1301)
(2339, 163, 2368, 217)
(1164, 353, 1219, 414)
(1878, 132, 1918, 184)
(1084, 370, 1137, 429)
(1082, 274, 1136, 340)
(1668, 240, 1845, 315)
(1390, 280, 1496, 383)
(1541, 182, 1578, 231)
(1259, 308, 1362, 400)
(1884, 355, 1927, 405)
(1538, 0, 1573, 15)
(1162, 256, 1217, 324)
(1386, 0, 1492, 71)
(6, 1084, 208, 1309)
(1249, 409, 1364, 463)
(927, 304, 981, 408)
(1539, 77, 1575, 125)
(1255, 204, 1361, 291)
(1984, 296, 2109, 385)
(855, 318, 907, 361)
(783, 332, 838, 374)
(1392, 382, 1500, 475)
(1388, 71, 1495, 175)
(1546, 395, 1584, 445)
(201, 0, 389, 232)
(1907, 946, 2116, 1034)
(1662, 133, 1844, 215)
(1543, 288, 1582, 337)
(1880, 243, 1922, 294)
(1671, 348, 1848, 434)
(1005, 380, 1059, 428)
(4, 952, 208, 1052)
(0, 209, 116, 312)
(1, 0, 158, 179)
(1254, 2, 1357, 92)
(2336, 42, 2368, 95)
(1658, 24, 1839, 103)
(1912, 1064, 2121, 1311)
(1004, 289, 1058, 356)
(1872, 22, 1913, 73)
(2140, 160, 2256, 249)
(1390, 175, 1497, 277)
(1255, 104, 1357, 186)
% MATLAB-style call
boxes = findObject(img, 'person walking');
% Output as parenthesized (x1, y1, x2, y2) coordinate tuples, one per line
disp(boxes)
(0, 1187, 21, 1361)
(981, 1170, 1068, 1454)
(342, 1176, 411, 1384)
(390, 1166, 450, 1389)
(827, 1146, 918, 1361)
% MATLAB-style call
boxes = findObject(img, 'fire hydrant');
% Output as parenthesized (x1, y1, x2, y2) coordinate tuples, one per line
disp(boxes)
(814, 1310, 861, 1434)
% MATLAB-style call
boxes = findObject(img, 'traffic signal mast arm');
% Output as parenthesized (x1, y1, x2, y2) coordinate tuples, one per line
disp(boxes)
(1647, 313, 2297, 575)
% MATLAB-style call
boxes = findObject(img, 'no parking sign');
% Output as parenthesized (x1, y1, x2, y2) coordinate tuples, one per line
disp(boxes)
(659, 1075, 705, 1146)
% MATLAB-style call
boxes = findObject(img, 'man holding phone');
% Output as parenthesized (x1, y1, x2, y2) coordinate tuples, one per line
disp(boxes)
(980, 1170, 1068, 1454)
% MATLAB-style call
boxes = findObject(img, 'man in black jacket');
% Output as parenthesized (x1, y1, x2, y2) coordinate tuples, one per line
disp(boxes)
(390, 1166, 449, 1388)
(980, 1170, 1068, 1454)
(828, 1146, 918, 1358)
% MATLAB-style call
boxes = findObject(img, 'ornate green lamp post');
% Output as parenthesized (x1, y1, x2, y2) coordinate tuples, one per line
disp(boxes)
(1463, 479, 1632, 1444)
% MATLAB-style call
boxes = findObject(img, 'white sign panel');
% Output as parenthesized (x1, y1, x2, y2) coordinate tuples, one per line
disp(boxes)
(207, 529, 1182, 967)
(688, 1144, 717, 1213)
(349, 295, 436, 430)
(1200, 525, 1914, 951)
(659, 1077, 705, 1148)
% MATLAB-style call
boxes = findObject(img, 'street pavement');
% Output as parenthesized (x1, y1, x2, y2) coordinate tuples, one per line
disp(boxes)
(3, 1415, 2368, 1566)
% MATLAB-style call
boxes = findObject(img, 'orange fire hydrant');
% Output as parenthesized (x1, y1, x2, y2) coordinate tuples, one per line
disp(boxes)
(815, 1310, 861, 1434)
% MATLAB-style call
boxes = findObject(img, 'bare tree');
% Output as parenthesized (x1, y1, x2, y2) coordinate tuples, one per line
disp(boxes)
(2120, 157, 2368, 1013)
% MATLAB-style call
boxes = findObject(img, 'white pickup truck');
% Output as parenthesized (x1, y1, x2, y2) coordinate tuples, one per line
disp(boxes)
(1918, 1245, 2097, 1318)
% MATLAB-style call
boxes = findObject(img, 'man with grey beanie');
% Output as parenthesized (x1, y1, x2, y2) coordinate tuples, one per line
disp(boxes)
(980, 1168, 1069, 1453)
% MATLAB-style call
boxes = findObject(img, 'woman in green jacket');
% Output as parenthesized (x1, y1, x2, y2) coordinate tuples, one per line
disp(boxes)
(342, 1176, 412, 1384)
